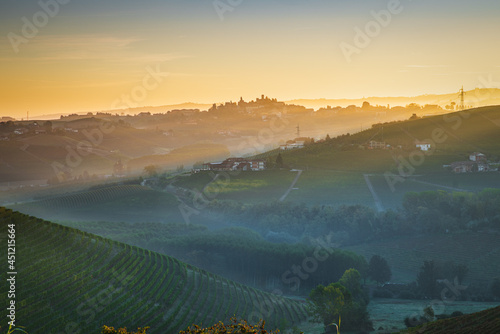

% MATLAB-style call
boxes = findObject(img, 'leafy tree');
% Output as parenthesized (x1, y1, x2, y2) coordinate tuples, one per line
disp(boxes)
(308, 270, 372, 333)
(308, 282, 349, 330)
(491, 278, 500, 298)
(404, 305, 434, 328)
(443, 262, 468, 285)
(275, 153, 284, 168)
(43, 120, 53, 132)
(339, 268, 363, 300)
(417, 261, 438, 297)
(143, 164, 158, 177)
(368, 255, 392, 285)
(265, 156, 275, 169)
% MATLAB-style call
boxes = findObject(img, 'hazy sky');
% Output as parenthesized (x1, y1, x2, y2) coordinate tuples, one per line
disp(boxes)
(1, 0, 500, 117)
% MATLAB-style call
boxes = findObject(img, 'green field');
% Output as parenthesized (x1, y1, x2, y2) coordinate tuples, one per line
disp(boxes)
(285, 169, 374, 207)
(174, 170, 297, 204)
(0, 208, 309, 333)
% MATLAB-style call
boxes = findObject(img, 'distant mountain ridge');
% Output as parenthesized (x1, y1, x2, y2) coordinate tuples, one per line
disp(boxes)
(11, 88, 500, 121)
(286, 88, 500, 109)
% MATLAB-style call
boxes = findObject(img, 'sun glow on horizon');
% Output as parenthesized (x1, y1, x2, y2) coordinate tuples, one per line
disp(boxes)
(1, 0, 500, 118)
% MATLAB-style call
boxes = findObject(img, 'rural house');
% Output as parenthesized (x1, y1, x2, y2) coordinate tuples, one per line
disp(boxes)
(469, 152, 486, 162)
(415, 140, 432, 151)
(203, 158, 266, 171)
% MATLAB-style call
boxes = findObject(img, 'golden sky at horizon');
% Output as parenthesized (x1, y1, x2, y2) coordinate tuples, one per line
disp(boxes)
(1, 0, 500, 118)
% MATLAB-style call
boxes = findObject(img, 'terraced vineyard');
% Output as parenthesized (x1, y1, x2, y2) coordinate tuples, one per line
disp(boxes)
(0, 208, 308, 333)
(402, 305, 500, 334)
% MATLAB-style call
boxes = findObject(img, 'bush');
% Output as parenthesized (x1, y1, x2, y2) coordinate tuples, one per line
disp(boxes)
(178, 318, 288, 333)
(101, 326, 149, 334)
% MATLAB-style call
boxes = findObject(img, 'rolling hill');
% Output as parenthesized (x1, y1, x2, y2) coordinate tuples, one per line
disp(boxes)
(0, 208, 308, 333)
(401, 305, 500, 334)
(10, 184, 184, 223)
(173, 105, 500, 209)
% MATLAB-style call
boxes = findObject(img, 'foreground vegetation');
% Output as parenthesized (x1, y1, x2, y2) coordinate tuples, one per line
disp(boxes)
(0, 208, 307, 333)
(400, 305, 500, 334)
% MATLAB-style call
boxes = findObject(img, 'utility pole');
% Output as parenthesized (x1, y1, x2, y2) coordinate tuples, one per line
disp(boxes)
(459, 86, 465, 111)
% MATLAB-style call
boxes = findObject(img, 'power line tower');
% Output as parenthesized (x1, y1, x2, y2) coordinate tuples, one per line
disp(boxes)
(459, 86, 465, 111)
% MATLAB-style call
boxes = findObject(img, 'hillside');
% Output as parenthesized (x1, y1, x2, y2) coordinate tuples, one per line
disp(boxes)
(280, 105, 500, 169)
(0, 208, 308, 333)
(10, 184, 184, 223)
(345, 232, 500, 284)
(146, 107, 500, 216)
(401, 305, 500, 334)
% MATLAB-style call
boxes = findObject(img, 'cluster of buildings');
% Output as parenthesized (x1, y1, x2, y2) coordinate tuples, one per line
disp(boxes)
(280, 139, 306, 150)
(447, 152, 493, 173)
(366, 139, 432, 151)
(202, 158, 266, 171)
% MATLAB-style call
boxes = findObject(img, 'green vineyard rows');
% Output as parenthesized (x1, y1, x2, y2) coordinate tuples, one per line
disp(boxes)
(0, 208, 308, 333)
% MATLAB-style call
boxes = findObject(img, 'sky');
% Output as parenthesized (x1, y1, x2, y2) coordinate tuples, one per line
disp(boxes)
(1, 0, 500, 118)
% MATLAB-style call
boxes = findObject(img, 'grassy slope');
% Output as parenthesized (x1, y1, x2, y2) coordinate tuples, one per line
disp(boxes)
(401, 305, 500, 334)
(0, 208, 309, 334)
(10, 184, 183, 223)
(175, 106, 500, 208)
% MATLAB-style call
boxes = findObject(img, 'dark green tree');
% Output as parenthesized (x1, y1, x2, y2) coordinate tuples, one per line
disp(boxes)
(417, 261, 438, 297)
(308, 269, 372, 333)
(144, 165, 158, 177)
(43, 120, 53, 132)
(491, 278, 500, 298)
(368, 255, 392, 285)
(275, 153, 284, 168)
(443, 262, 468, 285)
(308, 282, 349, 331)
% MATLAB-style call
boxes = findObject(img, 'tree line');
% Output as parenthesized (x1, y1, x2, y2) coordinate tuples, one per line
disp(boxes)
(203, 188, 500, 245)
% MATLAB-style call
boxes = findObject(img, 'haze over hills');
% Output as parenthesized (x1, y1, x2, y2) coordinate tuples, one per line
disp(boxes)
(3, 93, 476, 186)
(288, 88, 500, 110)
(5, 88, 500, 121)
(0, 208, 308, 333)
(3, 106, 500, 333)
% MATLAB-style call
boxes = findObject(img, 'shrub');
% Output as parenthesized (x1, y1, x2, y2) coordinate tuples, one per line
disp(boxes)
(451, 311, 464, 317)
(178, 318, 288, 334)
(101, 326, 149, 334)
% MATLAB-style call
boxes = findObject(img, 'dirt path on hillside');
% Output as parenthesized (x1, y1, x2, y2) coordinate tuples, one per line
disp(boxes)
(279, 169, 303, 202)
(408, 178, 470, 192)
